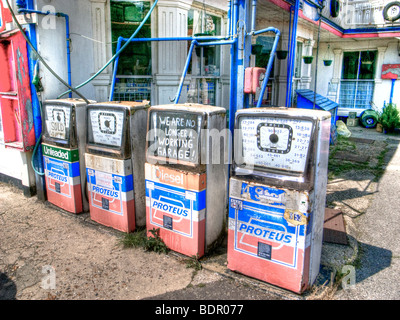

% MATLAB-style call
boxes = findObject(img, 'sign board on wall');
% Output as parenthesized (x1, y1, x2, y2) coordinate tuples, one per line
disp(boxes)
(382, 64, 400, 80)
(0, 0, 12, 33)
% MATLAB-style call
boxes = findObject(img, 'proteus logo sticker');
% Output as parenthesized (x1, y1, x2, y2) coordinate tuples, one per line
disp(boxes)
(238, 221, 292, 244)
(92, 186, 119, 199)
(152, 199, 189, 217)
(47, 171, 68, 183)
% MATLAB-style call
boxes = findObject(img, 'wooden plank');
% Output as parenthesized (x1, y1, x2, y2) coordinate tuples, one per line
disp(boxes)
(333, 151, 370, 163)
(348, 137, 375, 144)
(323, 208, 348, 245)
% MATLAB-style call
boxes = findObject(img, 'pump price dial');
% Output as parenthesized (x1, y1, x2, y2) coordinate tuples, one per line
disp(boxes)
(99, 113, 117, 135)
(89, 110, 125, 147)
(258, 123, 293, 154)
(239, 116, 314, 174)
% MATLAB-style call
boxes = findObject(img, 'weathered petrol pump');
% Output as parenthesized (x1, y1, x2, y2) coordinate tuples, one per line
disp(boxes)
(145, 104, 227, 258)
(85, 101, 150, 233)
(42, 99, 93, 214)
(227, 107, 331, 293)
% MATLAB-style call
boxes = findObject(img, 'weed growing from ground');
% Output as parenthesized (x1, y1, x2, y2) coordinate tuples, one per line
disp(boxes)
(184, 255, 202, 271)
(119, 227, 169, 254)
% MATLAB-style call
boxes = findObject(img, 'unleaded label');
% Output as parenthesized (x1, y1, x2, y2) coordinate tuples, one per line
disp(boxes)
(42, 144, 79, 163)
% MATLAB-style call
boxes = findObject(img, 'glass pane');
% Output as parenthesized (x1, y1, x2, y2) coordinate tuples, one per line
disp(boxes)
(359, 51, 377, 80)
(111, 1, 152, 76)
(355, 81, 375, 108)
(255, 36, 275, 77)
(339, 81, 357, 108)
(295, 42, 302, 78)
(339, 80, 375, 109)
(188, 9, 221, 76)
(342, 52, 360, 80)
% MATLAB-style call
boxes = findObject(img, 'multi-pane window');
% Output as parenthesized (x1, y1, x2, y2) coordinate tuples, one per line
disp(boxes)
(291, 41, 303, 107)
(340, 51, 377, 109)
(187, 8, 222, 106)
(111, 0, 152, 102)
(252, 36, 276, 106)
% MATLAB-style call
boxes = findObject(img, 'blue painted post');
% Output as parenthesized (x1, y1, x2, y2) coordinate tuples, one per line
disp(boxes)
(253, 28, 280, 108)
(229, 0, 239, 136)
(286, 0, 300, 108)
(390, 79, 395, 104)
(109, 37, 123, 101)
(25, 0, 46, 200)
(236, 0, 252, 111)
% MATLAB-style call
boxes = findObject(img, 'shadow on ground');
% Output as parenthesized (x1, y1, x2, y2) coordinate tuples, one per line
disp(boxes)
(0, 273, 17, 300)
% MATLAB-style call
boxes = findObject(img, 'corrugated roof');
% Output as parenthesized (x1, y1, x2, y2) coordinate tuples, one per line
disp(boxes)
(296, 89, 338, 111)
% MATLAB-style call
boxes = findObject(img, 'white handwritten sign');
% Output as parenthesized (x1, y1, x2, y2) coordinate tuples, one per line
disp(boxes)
(150, 111, 202, 164)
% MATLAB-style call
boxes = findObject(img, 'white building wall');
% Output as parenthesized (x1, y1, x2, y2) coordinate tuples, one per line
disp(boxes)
(310, 38, 399, 114)
(35, 0, 97, 101)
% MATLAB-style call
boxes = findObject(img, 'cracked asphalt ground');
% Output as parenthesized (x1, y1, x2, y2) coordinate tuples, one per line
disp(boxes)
(2, 126, 399, 302)
(0, 182, 288, 301)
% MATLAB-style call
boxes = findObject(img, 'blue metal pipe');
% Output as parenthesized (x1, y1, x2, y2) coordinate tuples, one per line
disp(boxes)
(229, 0, 239, 136)
(24, 0, 46, 198)
(109, 35, 230, 101)
(18, 8, 72, 97)
(390, 79, 396, 104)
(109, 36, 123, 101)
(251, 0, 257, 33)
(286, 0, 300, 108)
(196, 39, 236, 47)
(173, 39, 237, 104)
(173, 40, 197, 104)
(286, 6, 293, 104)
(227, 0, 232, 38)
(251, 27, 280, 108)
(58, 0, 158, 99)
(113, 35, 228, 43)
(227, 0, 240, 201)
(60, 13, 72, 98)
(288, 7, 292, 60)
(235, 0, 248, 111)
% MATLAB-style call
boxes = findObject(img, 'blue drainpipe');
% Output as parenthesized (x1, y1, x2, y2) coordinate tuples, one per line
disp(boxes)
(18, 8, 72, 97)
(286, 0, 300, 108)
(252, 27, 280, 108)
(390, 79, 396, 105)
(229, 0, 239, 136)
(21, 0, 46, 200)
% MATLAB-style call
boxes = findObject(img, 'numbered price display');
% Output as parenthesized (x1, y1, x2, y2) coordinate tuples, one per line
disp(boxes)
(238, 116, 314, 174)
(89, 110, 125, 147)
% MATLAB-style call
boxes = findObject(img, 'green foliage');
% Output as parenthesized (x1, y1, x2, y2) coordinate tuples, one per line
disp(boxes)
(381, 103, 400, 133)
(184, 255, 202, 271)
(119, 227, 169, 254)
(144, 228, 169, 254)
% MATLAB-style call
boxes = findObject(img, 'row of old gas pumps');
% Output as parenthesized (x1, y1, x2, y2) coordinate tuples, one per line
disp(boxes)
(41, 97, 331, 294)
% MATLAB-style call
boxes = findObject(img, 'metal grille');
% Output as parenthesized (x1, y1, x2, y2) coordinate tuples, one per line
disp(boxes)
(339, 80, 374, 109)
(113, 77, 152, 102)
